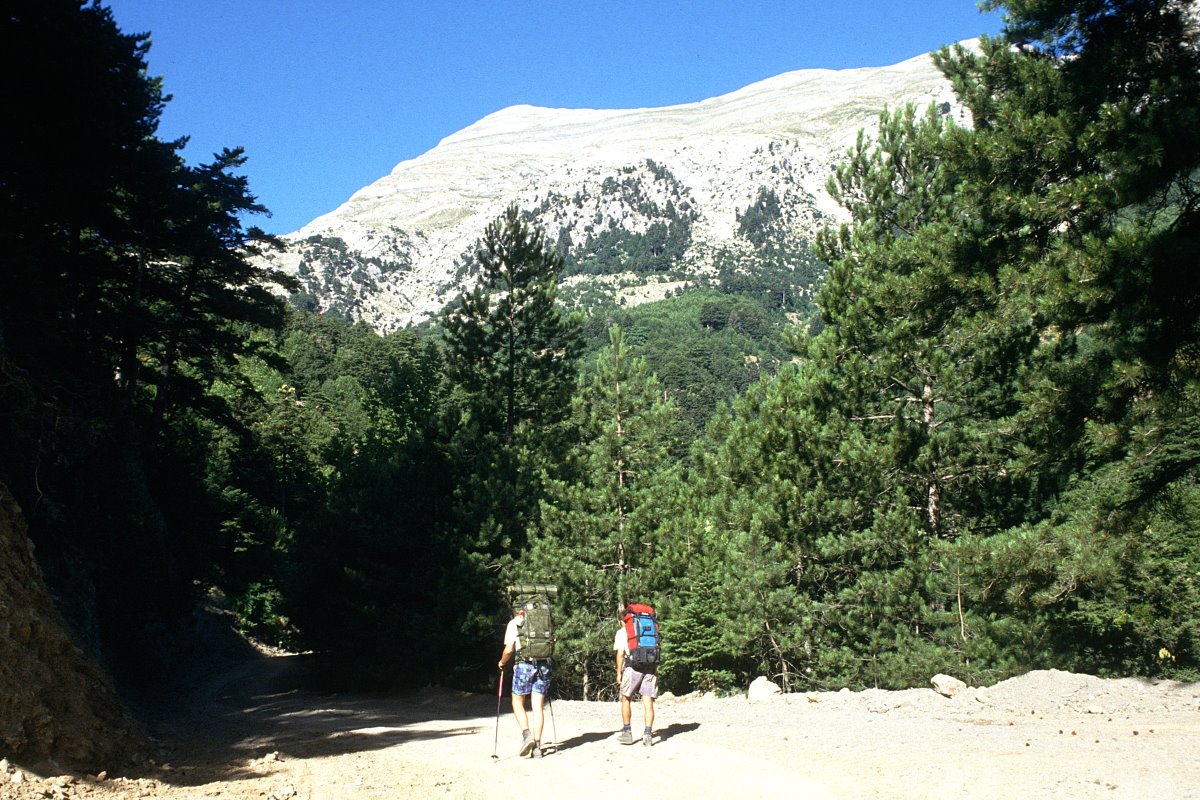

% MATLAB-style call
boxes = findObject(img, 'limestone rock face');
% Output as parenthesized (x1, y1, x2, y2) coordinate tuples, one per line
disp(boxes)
(258, 44, 974, 330)
(0, 484, 145, 771)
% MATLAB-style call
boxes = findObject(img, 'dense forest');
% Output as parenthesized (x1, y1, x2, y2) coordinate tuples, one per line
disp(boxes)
(1, 0, 1197, 704)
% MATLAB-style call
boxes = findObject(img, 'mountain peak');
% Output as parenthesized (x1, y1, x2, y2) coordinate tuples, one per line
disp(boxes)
(268, 46, 965, 331)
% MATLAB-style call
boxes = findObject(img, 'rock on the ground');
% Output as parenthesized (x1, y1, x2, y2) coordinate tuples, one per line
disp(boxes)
(747, 676, 783, 702)
(931, 673, 967, 698)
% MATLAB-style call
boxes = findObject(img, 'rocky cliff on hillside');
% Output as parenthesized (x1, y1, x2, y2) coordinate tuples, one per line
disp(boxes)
(260, 45, 973, 331)
(0, 485, 145, 772)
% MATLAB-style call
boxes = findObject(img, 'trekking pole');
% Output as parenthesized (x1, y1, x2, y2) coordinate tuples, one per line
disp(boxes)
(546, 691, 558, 752)
(491, 668, 503, 761)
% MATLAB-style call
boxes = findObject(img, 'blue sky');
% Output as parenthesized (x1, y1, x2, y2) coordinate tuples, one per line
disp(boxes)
(105, 1, 1004, 235)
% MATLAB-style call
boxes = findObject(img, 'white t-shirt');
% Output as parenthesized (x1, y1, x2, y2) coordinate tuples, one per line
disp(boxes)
(504, 616, 523, 651)
(613, 626, 629, 656)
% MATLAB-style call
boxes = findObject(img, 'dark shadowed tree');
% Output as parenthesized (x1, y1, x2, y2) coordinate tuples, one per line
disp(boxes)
(0, 0, 294, 683)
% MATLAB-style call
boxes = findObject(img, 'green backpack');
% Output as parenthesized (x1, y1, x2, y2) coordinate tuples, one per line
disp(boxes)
(507, 583, 557, 661)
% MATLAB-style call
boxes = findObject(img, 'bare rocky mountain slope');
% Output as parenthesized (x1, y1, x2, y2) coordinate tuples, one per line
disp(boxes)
(259, 45, 971, 330)
(0, 485, 144, 773)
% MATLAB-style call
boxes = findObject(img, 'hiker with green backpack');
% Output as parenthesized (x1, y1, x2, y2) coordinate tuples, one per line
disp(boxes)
(498, 584, 556, 758)
(615, 602, 661, 747)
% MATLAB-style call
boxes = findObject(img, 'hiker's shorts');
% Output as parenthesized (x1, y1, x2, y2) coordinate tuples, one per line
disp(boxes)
(621, 665, 657, 699)
(513, 661, 551, 696)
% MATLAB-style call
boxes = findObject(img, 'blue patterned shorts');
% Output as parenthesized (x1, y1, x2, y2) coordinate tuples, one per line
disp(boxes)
(512, 661, 551, 695)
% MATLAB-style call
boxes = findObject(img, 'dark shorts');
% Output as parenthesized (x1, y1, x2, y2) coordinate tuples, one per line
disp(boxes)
(513, 661, 551, 695)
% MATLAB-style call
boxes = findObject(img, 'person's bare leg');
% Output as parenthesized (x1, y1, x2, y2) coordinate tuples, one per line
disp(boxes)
(530, 692, 546, 741)
(641, 695, 655, 730)
(620, 694, 633, 725)
(511, 692, 529, 731)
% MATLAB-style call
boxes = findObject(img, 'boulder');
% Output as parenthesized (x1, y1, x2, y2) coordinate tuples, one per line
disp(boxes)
(931, 673, 968, 698)
(747, 676, 783, 702)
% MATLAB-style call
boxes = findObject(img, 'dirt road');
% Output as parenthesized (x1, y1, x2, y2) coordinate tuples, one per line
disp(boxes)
(4, 654, 1198, 800)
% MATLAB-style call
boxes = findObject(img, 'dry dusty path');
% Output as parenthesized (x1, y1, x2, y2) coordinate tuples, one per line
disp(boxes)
(5, 654, 1199, 800)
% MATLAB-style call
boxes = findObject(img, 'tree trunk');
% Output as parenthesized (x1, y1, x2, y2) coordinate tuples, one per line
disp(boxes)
(922, 379, 941, 536)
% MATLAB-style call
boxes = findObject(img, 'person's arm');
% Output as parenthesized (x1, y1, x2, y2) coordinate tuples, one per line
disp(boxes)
(615, 646, 625, 683)
(499, 615, 521, 670)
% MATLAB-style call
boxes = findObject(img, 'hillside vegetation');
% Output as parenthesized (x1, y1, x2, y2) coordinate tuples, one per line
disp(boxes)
(1, 0, 1198, 770)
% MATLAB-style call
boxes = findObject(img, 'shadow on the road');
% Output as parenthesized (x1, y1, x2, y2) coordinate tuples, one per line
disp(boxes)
(655, 721, 700, 742)
(551, 729, 617, 752)
(130, 651, 505, 788)
(550, 720, 700, 752)
(122, 638, 714, 789)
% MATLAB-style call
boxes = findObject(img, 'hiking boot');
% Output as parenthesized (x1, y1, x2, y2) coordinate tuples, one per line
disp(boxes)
(617, 728, 633, 745)
(519, 729, 535, 756)
(643, 731, 653, 747)
(532, 742, 543, 758)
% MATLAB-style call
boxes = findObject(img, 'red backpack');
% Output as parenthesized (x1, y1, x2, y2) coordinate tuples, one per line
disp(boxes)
(621, 603, 661, 671)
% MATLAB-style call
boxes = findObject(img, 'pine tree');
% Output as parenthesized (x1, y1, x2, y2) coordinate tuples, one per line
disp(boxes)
(926, 0, 1200, 674)
(0, 0, 296, 679)
(439, 205, 583, 679)
(776, 0, 1200, 680)
(443, 205, 582, 444)
(440, 203, 583, 553)
(525, 326, 679, 698)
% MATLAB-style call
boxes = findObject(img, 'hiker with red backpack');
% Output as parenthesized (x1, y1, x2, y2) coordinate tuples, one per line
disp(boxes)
(615, 602, 661, 747)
